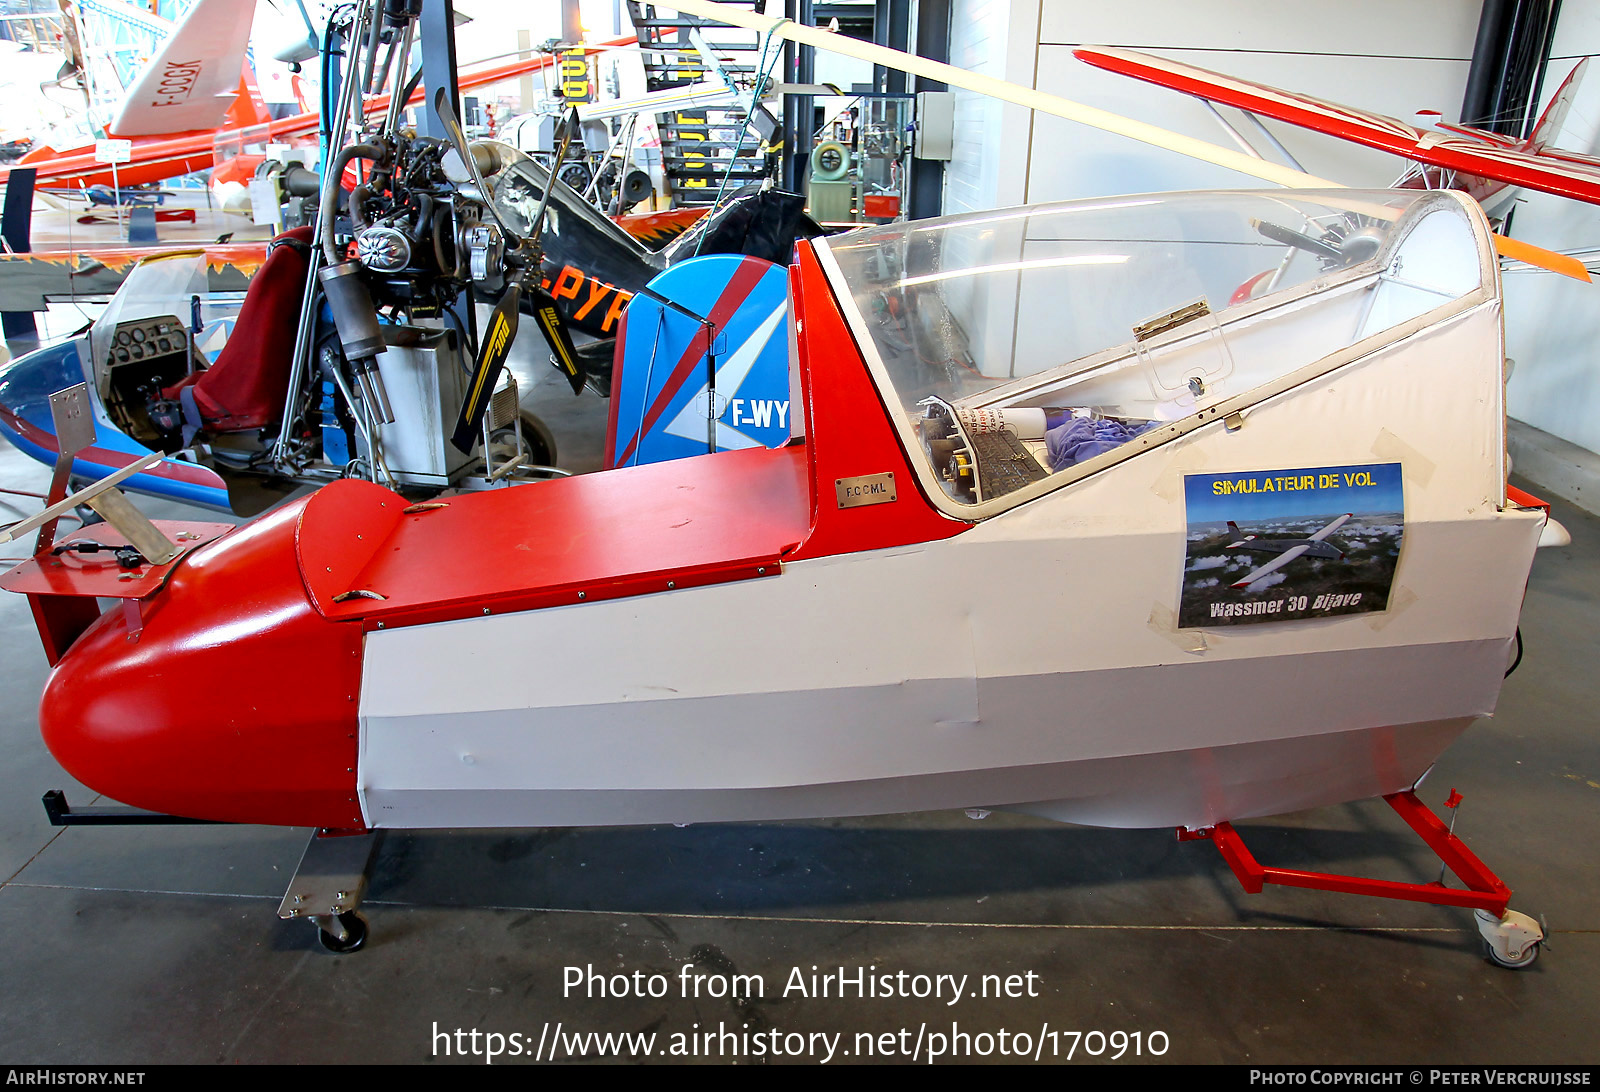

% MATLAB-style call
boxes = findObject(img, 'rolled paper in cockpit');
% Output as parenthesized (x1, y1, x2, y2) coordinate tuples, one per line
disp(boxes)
(957, 406, 1048, 440)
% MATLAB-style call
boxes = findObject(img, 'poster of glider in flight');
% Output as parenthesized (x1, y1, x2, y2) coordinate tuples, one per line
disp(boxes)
(1180, 463, 1404, 627)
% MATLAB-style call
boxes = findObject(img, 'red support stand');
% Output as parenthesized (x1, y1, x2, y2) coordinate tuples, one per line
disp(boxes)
(1178, 790, 1512, 915)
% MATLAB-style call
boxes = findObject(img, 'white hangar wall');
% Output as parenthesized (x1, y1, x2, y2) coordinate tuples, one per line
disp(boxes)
(939, 0, 1600, 469)
(1498, 9, 1600, 465)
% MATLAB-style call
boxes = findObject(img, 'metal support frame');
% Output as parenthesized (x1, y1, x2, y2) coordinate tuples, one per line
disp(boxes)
(872, 0, 909, 95)
(0, 385, 176, 564)
(6, 384, 185, 663)
(1178, 790, 1512, 915)
(782, 0, 814, 194)
(419, 0, 477, 360)
(1460, 0, 1561, 139)
(419, 0, 461, 141)
(635, 284, 719, 456)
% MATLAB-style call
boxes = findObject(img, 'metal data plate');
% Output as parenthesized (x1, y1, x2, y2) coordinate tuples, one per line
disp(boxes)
(48, 385, 96, 460)
(835, 472, 897, 509)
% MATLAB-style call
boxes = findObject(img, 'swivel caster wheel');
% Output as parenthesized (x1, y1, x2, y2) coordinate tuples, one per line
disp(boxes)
(316, 911, 368, 954)
(1483, 939, 1539, 970)
(1476, 908, 1542, 970)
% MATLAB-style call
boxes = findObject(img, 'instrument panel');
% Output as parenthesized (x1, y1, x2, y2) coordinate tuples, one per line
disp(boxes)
(108, 317, 187, 366)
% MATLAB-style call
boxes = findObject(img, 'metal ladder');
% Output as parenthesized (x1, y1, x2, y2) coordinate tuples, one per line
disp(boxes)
(626, 0, 776, 204)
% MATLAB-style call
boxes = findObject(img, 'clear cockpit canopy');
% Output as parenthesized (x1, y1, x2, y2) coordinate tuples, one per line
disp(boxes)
(88, 252, 209, 382)
(821, 189, 1487, 511)
(86, 252, 245, 399)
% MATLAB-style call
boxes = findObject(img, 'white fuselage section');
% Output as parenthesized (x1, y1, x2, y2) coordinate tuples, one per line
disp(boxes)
(355, 297, 1541, 831)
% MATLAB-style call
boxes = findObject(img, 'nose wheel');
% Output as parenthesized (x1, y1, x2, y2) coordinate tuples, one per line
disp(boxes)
(315, 910, 369, 954)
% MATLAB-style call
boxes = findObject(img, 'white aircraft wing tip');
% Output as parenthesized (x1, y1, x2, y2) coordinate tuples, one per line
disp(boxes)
(1308, 513, 1354, 541)
(109, 0, 257, 138)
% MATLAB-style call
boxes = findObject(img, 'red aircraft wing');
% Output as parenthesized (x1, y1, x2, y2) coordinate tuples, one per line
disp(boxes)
(1074, 46, 1600, 208)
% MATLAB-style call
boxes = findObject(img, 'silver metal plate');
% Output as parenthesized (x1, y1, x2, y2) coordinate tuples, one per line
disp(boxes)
(48, 384, 95, 460)
(84, 488, 181, 565)
(277, 830, 380, 919)
(835, 472, 896, 509)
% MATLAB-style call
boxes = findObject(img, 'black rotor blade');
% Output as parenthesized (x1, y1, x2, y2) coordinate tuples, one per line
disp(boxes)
(451, 281, 521, 453)
(527, 280, 586, 395)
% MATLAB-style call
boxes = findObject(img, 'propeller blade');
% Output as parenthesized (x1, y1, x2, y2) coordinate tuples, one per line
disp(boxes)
(1494, 234, 1592, 282)
(431, 85, 474, 167)
(527, 280, 587, 395)
(522, 106, 585, 248)
(432, 85, 519, 243)
(451, 280, 521, 453)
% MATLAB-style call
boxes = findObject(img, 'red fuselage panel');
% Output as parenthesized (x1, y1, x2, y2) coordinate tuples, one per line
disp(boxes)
(298, 444, 813, 628)
(30, 241, 971, 829)
(39, 501, 364, 828)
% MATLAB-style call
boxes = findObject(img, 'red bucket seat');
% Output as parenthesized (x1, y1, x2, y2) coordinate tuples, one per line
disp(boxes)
(163, 226, 313, 434)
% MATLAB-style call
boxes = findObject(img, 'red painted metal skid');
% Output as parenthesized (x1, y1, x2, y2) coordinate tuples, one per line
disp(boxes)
(1073, 47, 1600, 207)
(1505, 484, 1550, 512)
(37, 501, 364, 828)
(784, 241, 970, 561)
(297, 444, 811, 629)
(1179, 791, 1512, 914)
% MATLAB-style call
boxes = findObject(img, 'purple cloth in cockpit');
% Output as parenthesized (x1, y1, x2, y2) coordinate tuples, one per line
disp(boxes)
(1044, 417, 1156, 471)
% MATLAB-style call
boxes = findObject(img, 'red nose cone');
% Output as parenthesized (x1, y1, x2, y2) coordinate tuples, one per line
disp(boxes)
(39, 500, 365, 828)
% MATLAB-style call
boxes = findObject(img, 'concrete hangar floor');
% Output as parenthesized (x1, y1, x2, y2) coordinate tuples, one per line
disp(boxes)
(0, 331, 1595, 1066)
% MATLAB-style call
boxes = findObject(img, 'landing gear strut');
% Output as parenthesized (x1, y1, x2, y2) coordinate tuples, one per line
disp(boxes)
(279, 828, 380, 954)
